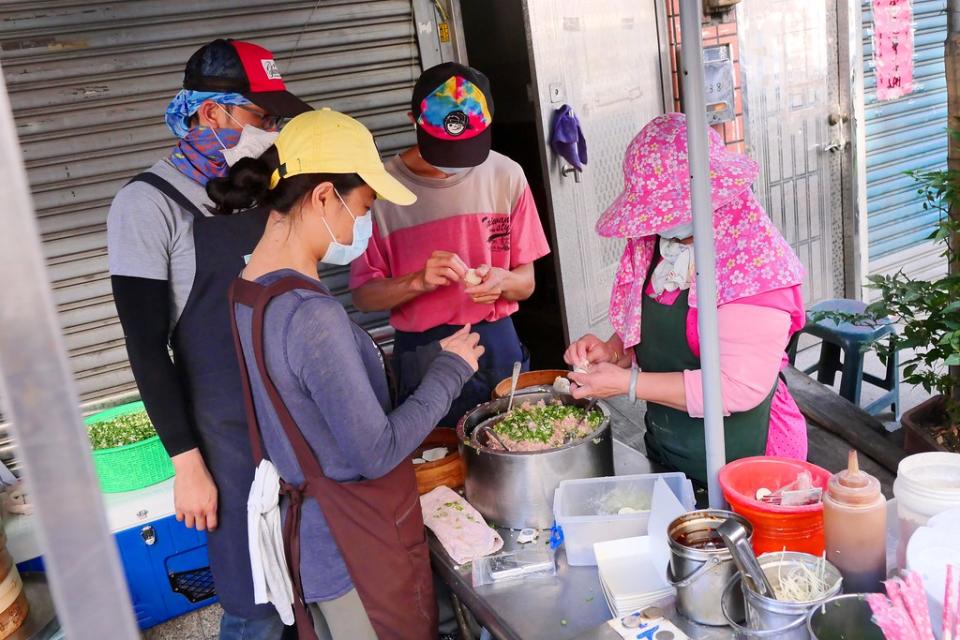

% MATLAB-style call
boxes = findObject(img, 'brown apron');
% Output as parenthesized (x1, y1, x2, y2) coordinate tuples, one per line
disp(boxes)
(228, 275, 436, 640)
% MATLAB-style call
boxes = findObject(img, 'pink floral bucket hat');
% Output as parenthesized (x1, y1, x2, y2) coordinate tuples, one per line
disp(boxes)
(600, 113, 806, 348)
(597, 112, 759, 238)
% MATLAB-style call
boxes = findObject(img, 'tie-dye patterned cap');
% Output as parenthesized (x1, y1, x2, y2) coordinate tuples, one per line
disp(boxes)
(412, 63, 494, 168)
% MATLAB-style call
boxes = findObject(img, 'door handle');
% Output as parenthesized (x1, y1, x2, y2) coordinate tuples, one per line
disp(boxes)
(823, 141, 842, 153)
(828, 112, 849, 126)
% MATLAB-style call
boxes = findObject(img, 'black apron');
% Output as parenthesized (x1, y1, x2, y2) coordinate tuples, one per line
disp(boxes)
(131, 173, 274, 619)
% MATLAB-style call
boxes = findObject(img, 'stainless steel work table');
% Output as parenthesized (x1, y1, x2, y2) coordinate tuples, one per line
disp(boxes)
(428, 440, 735, 640)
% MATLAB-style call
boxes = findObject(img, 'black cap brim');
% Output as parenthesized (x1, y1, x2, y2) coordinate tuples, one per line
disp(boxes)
(243, 90, 313, 118)
(417, 126, 492, 168)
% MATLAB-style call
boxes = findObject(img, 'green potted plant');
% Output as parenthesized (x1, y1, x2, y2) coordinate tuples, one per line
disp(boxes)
(858, 167, 960, 453)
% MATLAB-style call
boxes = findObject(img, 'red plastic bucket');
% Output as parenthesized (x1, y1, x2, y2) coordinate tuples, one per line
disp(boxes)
(719, 456, 831, 556)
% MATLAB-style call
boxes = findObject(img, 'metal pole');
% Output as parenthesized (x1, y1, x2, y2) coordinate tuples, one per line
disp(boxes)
(0, 65, 140, 638)
(947, 0, 960, 402)
(678, 0, 727, 508)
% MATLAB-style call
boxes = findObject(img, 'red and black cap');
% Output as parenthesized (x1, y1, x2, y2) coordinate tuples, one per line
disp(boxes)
(411, 63, 495, 168)
(183, 39, 312, 118)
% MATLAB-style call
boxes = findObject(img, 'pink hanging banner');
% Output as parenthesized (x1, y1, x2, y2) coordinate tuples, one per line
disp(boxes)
(872, 0, 915, 101)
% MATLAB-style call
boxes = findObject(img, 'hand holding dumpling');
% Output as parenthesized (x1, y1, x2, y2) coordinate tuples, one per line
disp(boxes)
(567, 362, 630, 400)
(464, 264, 506, 304)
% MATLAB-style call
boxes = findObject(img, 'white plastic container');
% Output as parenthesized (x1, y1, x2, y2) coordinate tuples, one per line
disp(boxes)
(893, 452, 960, 568)
(553, 472, 696, 566)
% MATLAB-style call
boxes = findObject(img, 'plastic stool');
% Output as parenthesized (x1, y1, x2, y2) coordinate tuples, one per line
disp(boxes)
(787, 299, 900, 420)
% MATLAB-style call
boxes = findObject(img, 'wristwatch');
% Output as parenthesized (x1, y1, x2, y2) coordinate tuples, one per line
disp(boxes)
(628, 363, 640, 403)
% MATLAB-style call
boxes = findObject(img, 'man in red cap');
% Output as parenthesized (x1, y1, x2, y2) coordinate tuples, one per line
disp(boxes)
(107, 39, 310, 637)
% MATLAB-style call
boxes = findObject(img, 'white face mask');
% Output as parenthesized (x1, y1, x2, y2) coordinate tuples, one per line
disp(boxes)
(434, 166, 470, 175)
(223, 125, 279, 166)
(320, 190, 373, 266)
(659, 222, 694, 240)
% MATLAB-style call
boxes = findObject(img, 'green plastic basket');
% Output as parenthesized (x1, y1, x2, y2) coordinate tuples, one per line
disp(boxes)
(84, 401, 174, 493)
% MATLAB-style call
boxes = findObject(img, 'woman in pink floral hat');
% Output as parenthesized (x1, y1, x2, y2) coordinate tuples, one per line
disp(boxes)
(565, 113, 808, 484)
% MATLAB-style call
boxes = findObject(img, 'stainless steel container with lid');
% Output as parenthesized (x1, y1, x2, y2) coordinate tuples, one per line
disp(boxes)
(456, 392, 613, 529)
(667, 509, 751, 626)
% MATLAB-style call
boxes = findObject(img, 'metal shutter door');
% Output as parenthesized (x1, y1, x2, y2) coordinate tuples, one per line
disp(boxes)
(863, 0, 948, 264)
(2, 0, 421, 407)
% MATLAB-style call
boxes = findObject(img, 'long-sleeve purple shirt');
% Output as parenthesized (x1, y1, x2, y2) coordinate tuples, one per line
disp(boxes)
(234, 269, 472, 602)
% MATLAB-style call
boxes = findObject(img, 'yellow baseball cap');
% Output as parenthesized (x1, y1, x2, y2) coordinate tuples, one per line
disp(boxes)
(269, 108, 416, 206)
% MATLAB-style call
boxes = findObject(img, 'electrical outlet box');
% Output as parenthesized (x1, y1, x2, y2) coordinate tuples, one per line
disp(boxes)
(703, 44, 735, 125)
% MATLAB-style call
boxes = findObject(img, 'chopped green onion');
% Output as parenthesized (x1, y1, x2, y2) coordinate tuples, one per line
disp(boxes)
(87, 411, 159, 451)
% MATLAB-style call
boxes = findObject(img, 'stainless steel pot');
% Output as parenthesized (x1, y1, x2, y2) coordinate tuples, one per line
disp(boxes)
(456, 392, 614, 529)
(667, 509, 751, 626)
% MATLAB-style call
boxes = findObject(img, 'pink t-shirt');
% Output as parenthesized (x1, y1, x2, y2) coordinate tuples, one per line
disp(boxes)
(350, 152, 551, 332)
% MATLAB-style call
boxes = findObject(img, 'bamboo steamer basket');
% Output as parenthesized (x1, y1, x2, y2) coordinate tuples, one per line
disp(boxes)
(492, 369, 570, 399)
(0, 527, 28, 639)
(413, 428, 465, 495)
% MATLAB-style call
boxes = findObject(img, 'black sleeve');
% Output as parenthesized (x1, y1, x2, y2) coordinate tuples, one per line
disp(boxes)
(111, 275, 198, 457)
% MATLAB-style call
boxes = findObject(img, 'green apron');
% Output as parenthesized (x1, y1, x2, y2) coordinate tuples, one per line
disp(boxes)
(634, 284, 772, 484)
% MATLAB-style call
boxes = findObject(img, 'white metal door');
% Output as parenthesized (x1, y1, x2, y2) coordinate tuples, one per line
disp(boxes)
(523, 0, 669, 342)
(739, 0, 848, 303)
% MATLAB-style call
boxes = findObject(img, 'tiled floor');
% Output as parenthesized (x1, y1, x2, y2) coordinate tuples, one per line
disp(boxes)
(143, 604, 221, 640)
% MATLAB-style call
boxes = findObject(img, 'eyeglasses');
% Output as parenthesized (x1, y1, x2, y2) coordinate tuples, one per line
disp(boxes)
(231, 104, 285, 130)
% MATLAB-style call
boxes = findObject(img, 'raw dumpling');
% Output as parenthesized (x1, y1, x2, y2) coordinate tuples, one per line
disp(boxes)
(464, 269, 482, 286)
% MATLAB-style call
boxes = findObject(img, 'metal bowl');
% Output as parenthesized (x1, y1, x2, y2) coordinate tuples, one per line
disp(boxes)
(806, 594, 885, 640)
(456, 392, 614, 529)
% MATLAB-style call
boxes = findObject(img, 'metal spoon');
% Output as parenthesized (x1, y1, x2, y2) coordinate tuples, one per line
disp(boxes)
(717, 518, 777, 599)
(577, 398, 599, 431)
(506, 361, 522, 412)
(476, 424, 510, 451)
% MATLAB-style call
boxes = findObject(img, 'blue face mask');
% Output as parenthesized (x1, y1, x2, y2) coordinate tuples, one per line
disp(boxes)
(320, 190, 372, 265)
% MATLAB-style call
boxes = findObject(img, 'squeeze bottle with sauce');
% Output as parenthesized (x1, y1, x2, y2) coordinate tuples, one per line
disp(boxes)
(823, 450, 887, 593)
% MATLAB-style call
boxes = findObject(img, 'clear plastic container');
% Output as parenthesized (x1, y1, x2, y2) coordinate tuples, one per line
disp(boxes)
(553, 472, 696, 566)
(471, 546, 557, 587)
(893, 452, 960, 568)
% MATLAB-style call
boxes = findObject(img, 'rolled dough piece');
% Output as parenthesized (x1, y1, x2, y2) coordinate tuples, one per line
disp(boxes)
(552, 376, 572, 394)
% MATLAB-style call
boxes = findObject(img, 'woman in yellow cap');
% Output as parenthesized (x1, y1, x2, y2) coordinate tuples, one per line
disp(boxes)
(208, 109, 483, 640)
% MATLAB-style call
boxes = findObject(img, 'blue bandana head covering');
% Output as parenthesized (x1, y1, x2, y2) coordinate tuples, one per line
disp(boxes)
(164, 90, 251, 138)
(169, 127, 243, 185)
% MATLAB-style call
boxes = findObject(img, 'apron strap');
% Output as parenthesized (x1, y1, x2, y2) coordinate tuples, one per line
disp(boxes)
(229, 273, 413, 640)
(228, 278, 268, 466)
(228, 276, 328, 480)
(228, 275, 329, 639)
(127, 172, 205, 220)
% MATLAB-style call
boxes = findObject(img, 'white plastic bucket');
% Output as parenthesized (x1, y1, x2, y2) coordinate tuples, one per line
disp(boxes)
(893, 452, 960, 568)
